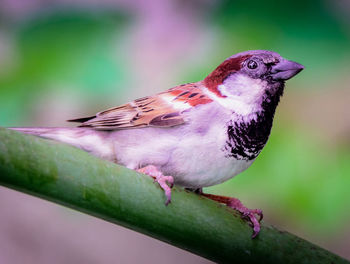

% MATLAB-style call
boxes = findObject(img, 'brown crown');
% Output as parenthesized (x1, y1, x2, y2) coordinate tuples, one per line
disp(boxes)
(204, 55, 251, 97)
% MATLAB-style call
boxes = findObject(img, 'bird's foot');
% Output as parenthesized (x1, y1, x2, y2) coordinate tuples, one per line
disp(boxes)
(227, 197, 263, 238)
(137, 165, 174, 205)
(201, 193, 263, 238)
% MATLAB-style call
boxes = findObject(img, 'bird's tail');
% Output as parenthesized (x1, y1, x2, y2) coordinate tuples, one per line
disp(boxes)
(10, 127, 86, 145)
(9, 127, 114, 161)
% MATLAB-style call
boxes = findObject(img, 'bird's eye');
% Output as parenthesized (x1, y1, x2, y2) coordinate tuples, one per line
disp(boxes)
(247, 60, 258, 70)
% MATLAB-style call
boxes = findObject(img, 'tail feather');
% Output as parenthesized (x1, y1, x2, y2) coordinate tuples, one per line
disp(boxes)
(9, 127, 84, 142)
(9, 127, 115, 161)
(67, 116, 96, 123)
(9, 127, 64, 136)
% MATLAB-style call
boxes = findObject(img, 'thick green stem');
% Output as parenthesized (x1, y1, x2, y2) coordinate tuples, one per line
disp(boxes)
(0, 128, 348, 264)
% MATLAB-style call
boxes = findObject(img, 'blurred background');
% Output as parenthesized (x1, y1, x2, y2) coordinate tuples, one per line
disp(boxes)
(0, 0, 349, 263)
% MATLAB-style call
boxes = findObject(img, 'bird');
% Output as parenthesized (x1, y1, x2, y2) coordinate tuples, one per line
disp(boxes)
(11, 50, 304, 238)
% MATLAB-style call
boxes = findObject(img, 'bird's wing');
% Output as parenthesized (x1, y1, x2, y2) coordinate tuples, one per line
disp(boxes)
(68, 83, 213, 130)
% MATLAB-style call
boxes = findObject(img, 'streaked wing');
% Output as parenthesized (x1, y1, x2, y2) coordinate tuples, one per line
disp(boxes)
(68, 82, 213, 130)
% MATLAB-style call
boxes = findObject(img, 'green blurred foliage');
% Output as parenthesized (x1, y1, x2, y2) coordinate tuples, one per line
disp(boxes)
(0, 10, 128, 125)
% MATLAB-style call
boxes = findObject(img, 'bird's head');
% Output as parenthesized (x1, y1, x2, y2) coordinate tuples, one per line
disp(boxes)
(203, 50, 304, 115)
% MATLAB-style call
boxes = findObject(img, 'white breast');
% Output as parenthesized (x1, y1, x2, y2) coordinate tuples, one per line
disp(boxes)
(111, 102, 256, 188)
(166, 121, 254, 187)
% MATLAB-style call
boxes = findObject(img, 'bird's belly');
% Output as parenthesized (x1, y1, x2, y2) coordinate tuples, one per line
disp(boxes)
(159, 127, 255, 188)
(168, 155, 254, 188)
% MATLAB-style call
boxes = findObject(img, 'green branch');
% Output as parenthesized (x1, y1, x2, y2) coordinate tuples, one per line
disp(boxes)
(0, 128, 348, 264)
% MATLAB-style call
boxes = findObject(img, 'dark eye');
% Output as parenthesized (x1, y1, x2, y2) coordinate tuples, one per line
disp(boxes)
(247, 60, 258, 70)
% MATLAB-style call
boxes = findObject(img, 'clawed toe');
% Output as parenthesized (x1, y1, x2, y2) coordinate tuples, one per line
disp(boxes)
(164, 176, 174, 188)
(155, 175, 174, 206)
(137, 165, 174, 205)
(240, 209, 262, 238)
(201, 193, 263, 238)
(256, 209, 263, 222)
(242, 209, 263, 222)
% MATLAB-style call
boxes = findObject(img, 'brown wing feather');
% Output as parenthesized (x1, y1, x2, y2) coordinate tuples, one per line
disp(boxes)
(68, 83, 212, 130)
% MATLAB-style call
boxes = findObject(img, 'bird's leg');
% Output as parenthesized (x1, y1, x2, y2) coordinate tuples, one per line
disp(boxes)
(137, 165, 174, 206)
(201, 193, 263, 238)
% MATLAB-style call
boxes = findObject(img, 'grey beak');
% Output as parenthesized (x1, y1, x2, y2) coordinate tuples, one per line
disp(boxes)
(271, 59, 304, 81)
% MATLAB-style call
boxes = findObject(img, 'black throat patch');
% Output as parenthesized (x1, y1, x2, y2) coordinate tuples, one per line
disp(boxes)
(224, 113, 273, 160)
(224, 82, 284, 161)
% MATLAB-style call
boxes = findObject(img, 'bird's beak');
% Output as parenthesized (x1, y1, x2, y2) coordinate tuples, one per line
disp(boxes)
(271, 59, 304, 81)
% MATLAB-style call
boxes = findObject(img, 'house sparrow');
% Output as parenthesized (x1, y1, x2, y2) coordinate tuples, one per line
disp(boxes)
(11, 50, 304, 238)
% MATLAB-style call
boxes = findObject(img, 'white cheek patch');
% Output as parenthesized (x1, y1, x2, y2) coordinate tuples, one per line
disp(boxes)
(205, 74, 266, 116)
(220, 74, 266, 103)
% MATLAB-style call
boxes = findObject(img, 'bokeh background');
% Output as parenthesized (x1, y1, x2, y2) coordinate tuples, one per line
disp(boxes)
(0, 0, 349, 263)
